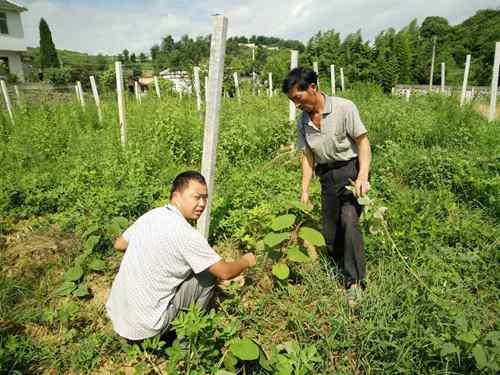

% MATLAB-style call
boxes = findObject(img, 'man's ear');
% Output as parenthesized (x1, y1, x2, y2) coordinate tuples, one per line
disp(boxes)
(308, 83, 317, 93)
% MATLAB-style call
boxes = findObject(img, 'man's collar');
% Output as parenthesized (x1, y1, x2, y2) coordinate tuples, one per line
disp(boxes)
(166, 203, 183, 218)
(321, 93, 333, 115)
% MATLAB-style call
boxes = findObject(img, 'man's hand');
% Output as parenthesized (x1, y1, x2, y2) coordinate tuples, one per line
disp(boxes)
(301, 191, 310, 205)
(354, 179, 371, 197)
(208, 253, 256, 280)
(242, 253, 256, 268)
(114, 235, 128, 251)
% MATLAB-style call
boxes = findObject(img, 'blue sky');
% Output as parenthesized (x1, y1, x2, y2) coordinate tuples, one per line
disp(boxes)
(17, 0, 500, 55)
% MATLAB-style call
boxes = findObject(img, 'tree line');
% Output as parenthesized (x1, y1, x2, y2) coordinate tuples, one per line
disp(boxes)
(27, 9, 500, 91)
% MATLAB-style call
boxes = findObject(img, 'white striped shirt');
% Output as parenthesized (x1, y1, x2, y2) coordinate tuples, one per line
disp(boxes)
(106, 204, 221, 340)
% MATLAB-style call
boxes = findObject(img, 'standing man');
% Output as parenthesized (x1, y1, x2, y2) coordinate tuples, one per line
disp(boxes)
(282, 67, 371, 307)
(106, 171, 256, 341)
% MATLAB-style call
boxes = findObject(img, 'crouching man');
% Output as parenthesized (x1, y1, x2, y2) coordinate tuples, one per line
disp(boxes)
(106, 171, 256, 341)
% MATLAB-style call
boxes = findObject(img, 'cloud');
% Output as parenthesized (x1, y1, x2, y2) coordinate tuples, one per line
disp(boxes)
(19, 0, 500, 55)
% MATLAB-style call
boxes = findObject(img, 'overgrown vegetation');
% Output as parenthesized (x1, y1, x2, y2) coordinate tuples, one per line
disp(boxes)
(0, 84, 498, 373)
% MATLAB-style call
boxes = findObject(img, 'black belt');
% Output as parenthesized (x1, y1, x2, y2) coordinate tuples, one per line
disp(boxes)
(315, 158, 357, 175)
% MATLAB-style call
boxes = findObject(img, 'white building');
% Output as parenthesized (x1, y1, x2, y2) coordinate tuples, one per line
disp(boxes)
(0, 0, 27, 82)
(159, 69, 192, 94)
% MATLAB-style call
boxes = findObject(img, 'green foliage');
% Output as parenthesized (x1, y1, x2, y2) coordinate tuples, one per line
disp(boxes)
(229, 338, 260, 360)
(39, 18, 60, 70)
(44, 67, 72, 85)
(0, 85, 498, 374)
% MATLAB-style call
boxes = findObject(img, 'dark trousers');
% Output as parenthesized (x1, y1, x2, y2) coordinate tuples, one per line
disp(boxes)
(316, 158, 366, 288)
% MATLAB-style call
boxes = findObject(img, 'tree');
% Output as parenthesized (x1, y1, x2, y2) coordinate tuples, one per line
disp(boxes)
(122, 49, 130, 63)
(161, 35, 175, 53)
(39, 18, 60, 70)
(130, 53, 137, 63)
(96, 54, 108, 71)
(150, 45, 160, 61)
(139, 53, 147, 62)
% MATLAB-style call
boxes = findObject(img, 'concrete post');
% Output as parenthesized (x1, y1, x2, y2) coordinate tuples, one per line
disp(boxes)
(13, 85, 20, 105)
(115, 61, 127, 146)
(268, 72, 273, 98)
(197, 15, 228, 238)
(89, 75, 103, 123)
(252, 71, 256, 95)
(330, 64, 336, 95)
(460, 54, 471, 107)
(340, 68, 345, 91)
(289, 50, 298, 124)
(77, 81, 85, 109)
(313, 61, 319, 89)
(405, 89, 411, 102)
(429, 36, 436, 91)
(154, 76, 161, 98)
(441, 63, 445, 93)
(194, 66, 202, 111)
(488, 42, 500, 122)
(204, 75, 208, 103)
(0, 80, 14, 124)
(134, 81, 142, 104)
(233, 72, 240, 103)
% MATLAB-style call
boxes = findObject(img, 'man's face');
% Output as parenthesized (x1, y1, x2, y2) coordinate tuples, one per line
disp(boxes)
(172, 180, 208, 220)
(287, 83, 318, 113)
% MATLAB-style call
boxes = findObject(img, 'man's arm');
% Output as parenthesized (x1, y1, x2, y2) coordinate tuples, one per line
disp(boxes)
(355, 134, 372, 196)
(208, 253, 256, 280)
(114, 235, 128, 252)
(301, 147, 315, 204)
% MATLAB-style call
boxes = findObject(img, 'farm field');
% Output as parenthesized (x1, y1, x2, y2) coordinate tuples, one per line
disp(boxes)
(0, 86, 499, 374)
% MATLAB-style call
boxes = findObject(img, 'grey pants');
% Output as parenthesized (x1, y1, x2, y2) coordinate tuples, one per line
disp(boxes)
(159, 270, 216, 335)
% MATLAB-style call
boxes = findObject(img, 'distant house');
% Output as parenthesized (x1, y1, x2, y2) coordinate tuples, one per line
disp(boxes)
(0, 0, 27, 82)
(159, 69, 192, 94)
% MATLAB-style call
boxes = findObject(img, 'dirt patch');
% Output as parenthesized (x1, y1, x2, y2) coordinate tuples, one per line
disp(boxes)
(0, 220, 77, 280)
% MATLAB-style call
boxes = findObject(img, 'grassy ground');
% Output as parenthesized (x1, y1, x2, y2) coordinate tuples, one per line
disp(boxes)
(0, 86, 499, 374)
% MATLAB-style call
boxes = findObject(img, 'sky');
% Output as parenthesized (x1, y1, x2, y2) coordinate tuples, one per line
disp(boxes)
(17, 0, 500, 55)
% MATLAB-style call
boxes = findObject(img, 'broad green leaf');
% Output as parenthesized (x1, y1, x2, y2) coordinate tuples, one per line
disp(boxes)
(272, 264, 290, 280)
(258, 347, 272, 371)
(81, 224, 99, 239)
(263, 232, 289, 248)
(64, 265, 84, 282)
(299, 227, 325, 246)
(223, 351, 238, 371)
(230, 338, 260, 361)
(271, 214, 296, 231)
(282, 340, 300, 354)
(88, 258, 106, 272)
(457, 331, 477, 344)
(73, 283, 90, 298)
(113, 216, 129, 230)
(289, 201, 310, 212)
(55, 281, 77, 296)
(107, 223, 121, 236)
(287, 245, 310, 263)
(84, 235, 100, 252)
(472, 344, 488, 369)
(440, 342, 460, 357)
(255, 240, 265, 252)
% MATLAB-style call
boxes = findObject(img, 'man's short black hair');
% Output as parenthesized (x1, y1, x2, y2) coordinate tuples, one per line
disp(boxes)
(282, 67, 317, 94)
(170, 171, 206, 199)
